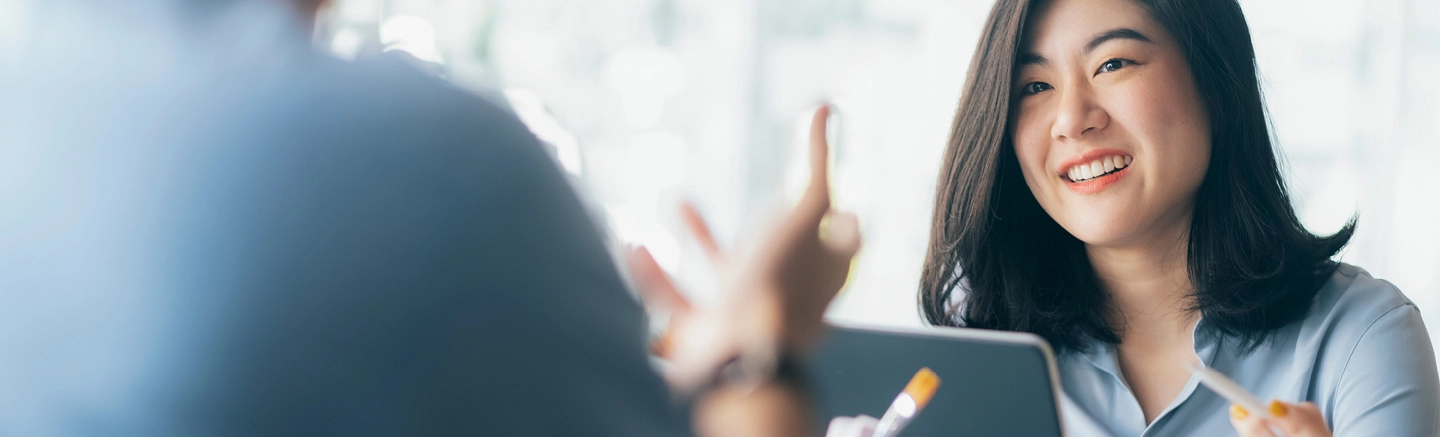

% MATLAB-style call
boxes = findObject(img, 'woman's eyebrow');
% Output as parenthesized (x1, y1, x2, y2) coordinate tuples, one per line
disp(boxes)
(1084, 28, 1152, 55)
(1018, 52, 1047, 67)
(1019, 28, 1152, 67)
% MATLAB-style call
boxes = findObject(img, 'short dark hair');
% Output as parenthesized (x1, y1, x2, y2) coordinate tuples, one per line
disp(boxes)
(918, 0, 1354, 353)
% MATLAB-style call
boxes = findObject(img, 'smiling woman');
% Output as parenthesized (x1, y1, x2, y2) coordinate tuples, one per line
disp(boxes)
(919, 0, 1439, 435)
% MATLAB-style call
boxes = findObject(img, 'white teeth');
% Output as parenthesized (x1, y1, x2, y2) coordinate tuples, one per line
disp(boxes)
(1066, 155, 1133, 182)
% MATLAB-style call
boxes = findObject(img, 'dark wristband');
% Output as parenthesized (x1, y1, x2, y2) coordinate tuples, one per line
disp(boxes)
(694, 350, 812, 400)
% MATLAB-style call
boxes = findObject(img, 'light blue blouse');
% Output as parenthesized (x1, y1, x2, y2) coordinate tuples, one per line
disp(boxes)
(1059, 264, 1440, 436)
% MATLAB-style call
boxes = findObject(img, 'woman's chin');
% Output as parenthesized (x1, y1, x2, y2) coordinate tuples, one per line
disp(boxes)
(1057, 217, 1147, 249)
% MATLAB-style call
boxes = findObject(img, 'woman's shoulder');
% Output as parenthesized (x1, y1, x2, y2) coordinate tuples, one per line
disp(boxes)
(1296, 263, 1422, 348)
(1310, 263, 1416, 322)
(1292, 264, 1440, 433)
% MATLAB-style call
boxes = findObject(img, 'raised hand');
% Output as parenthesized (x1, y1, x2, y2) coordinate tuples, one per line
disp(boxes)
(628, 104, 862, 391)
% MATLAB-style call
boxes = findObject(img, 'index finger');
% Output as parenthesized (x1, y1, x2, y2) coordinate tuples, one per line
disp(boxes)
(796, 104, 833, 222)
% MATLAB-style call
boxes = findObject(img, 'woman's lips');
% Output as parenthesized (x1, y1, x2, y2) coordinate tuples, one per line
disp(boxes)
(1056, 149, 1133, 195)
(1064, 164, 1130, 194)
(1063, 154, 1132, 182)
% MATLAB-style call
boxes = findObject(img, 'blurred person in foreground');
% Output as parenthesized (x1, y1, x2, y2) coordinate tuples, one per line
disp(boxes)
(0, 0, 858, 435)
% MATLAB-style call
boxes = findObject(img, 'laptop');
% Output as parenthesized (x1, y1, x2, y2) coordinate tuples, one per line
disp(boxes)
(810, 323, 1067, 436)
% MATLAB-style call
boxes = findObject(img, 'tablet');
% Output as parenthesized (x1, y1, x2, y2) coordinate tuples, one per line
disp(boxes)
(810, 323, 1067, 437)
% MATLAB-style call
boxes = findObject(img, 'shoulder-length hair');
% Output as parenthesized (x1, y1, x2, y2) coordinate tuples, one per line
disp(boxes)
(918, 0, 1354, 353)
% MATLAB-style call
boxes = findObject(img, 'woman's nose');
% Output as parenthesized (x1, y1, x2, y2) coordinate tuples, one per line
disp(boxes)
(1050, 86, 1109, 141)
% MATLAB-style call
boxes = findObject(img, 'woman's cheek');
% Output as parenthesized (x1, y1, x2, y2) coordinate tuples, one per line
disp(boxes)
(1120, 67, 1211, 187)
(1012, 137, 1054, 202)
(1011, 112, 1047, 170)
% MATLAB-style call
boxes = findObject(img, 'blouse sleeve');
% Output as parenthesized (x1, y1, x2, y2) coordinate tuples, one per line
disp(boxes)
(1331, 303, 1440, 435)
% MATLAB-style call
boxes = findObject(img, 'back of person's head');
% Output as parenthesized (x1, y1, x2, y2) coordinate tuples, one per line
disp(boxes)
(0, 1, 544, 433)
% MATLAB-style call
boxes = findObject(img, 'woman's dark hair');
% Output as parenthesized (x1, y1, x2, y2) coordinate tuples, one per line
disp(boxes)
(918, 0, 1355, 353)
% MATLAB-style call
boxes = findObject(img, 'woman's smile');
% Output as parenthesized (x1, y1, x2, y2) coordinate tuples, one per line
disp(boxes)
(1058, 149, 1134, 194)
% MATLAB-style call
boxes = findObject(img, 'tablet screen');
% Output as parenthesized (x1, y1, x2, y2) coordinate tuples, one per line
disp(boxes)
(811, 324, 1065, 437)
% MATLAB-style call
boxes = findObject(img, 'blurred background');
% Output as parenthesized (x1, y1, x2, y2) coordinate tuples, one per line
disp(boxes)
(4, 0, 1438, 341)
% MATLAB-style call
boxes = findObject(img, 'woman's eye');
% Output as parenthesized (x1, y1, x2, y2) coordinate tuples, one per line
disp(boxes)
(1020, 82, 1052, 96)
(1096, 59, 1130, 74)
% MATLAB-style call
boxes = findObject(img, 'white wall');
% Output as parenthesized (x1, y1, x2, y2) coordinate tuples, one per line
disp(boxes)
(318, 0, 1440, 343)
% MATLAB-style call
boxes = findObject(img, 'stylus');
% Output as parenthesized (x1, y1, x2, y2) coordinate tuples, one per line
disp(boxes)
(872, 368, 941, 437)
(1187, 360, 1268, 417)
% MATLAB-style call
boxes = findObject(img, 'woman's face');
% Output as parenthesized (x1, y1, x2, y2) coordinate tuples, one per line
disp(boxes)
(1011, 0, 1210, 249)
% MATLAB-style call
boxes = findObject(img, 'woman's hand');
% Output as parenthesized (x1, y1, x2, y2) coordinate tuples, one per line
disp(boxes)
(1230, 400, 1332, 437)
(627, 104, 861, 391)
